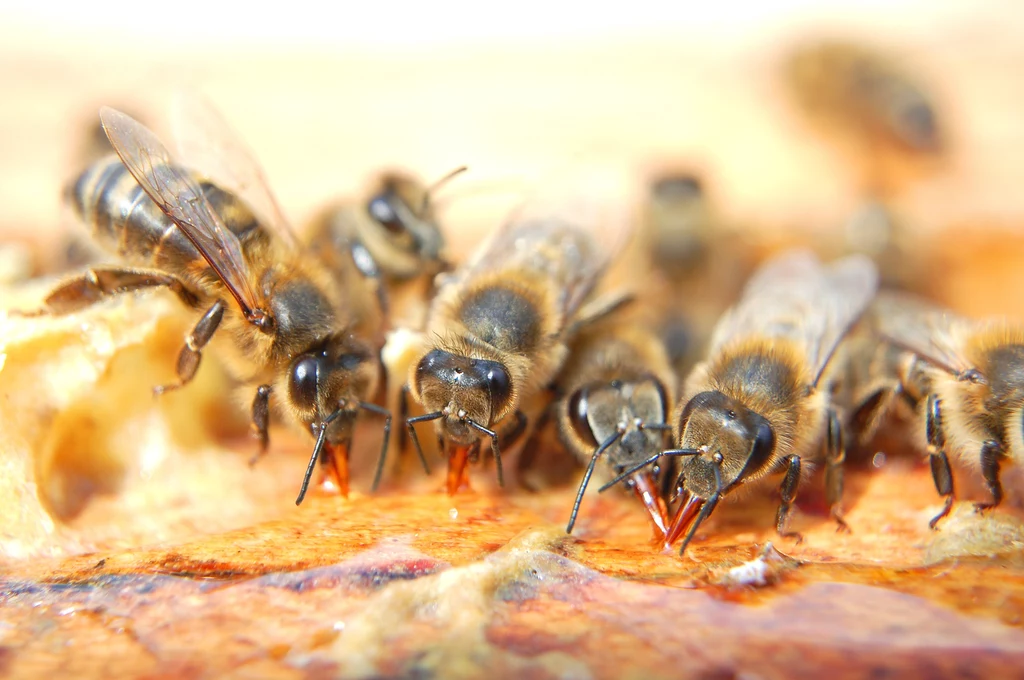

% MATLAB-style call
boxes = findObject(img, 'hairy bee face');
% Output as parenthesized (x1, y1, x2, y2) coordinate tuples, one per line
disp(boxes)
(567, 377, 668, 473)
(366, 174, 444, 266)
(677, 390, 776, 498)
(413, 349, 513, 445)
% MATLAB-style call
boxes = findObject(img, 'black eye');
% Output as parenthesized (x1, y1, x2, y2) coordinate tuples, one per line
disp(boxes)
(368, 195, 405, 235)
(748, 417, 776, 471)
(289, 355, 322, 410)
(483, 362, 512, 414)
(567, 388, 598, 448)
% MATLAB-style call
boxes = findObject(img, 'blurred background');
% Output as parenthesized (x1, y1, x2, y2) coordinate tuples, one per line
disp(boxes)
(2, 0, 1024, 311)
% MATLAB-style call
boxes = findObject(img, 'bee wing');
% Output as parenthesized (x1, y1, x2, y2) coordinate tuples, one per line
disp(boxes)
(709, 250, 879, 386)
(455, 162, 637, 322)
(869, 292, 975, 376)
(99, 106, 263, 318)
(169, 91, 300, 251)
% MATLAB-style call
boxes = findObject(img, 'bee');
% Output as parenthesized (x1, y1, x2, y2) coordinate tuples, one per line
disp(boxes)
(605, 251, 878, 554)
(644, 173, 714, 276)
(858, 292, 1024, 527)
(556, 317, 676, 537)
(305, 167, 467, 319)
(640, 171, 757, 376)
(397, 176, 635, 495)
(23, 101, 390, 502)
(783, 39, 942, 154)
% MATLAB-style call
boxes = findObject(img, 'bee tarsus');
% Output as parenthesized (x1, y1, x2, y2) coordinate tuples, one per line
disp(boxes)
(249, 384, 272, 467)
(977, 439, 1006, 512)
(153, 299, 226, 395)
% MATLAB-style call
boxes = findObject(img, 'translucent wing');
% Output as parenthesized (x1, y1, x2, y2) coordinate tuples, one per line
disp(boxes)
(100, 106, 264, 321)
(868, 291, 975, 376)
(709, 250, 879, 386)
(452, 162, 637, 323)
(169, 91, 300, 250)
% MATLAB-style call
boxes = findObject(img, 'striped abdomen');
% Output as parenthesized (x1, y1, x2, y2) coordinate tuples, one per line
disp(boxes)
(68, 155, 263, 276)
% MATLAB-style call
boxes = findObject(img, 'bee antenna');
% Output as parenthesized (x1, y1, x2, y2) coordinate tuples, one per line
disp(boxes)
(358, 402, 394, 493)
(295, 408, 345, 506)
(567, 430, 624, 534)
(406, 411, 444, 477)
(421, 165, 469, 214)
(466, 419, 503, 486)
(598, 448, 701, 493)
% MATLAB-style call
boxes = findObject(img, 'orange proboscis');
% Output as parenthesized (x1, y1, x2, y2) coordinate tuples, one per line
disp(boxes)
(631, 471, 670, 541)
(323, 440, 350, 498)
(446, 444, 473, 495)
(665, 492, 704, 548)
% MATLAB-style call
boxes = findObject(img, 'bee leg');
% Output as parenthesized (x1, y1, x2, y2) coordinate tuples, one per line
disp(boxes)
(248, 385, 272, 467)
(397, 384, 411, 460)
(17, 267, 199, 316)
(925, 393, 956, 528)
(350, 241, 389, 318)
(825, 408, 851, 533)
(775, 455, 804, 544)
(975, 439, 1005, 513)
(493, 412, 528, 487)
(517, 407, 552, 493)
(363, 401, 395, 492)
(397, 386, 431, 477)
(499, 410, 529, 451)
(153, 300, 226, 396)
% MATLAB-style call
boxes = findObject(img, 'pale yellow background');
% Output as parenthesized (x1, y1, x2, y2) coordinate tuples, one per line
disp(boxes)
(1, 0, 1023, 265)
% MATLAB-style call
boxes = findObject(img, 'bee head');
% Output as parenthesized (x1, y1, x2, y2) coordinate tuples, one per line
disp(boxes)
(364, 172, 452, 274)
(413, 348, 512, 445)
(288, 337, 377, 443)
(676, 390, 775, 498)
(566, 376, 669, 473)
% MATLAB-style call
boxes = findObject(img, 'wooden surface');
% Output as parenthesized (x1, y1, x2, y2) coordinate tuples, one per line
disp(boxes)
(3, 2, 1024, 678)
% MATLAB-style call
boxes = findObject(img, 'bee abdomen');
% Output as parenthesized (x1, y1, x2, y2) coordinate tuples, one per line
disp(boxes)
(69, 156, 200, 271)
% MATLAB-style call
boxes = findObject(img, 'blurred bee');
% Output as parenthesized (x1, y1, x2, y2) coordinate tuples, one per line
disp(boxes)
(23, 101, 390, 502)
(856, 292, 1024, 527)
(397, 179, 634, 495)
(640, 171, 756, 376)
(556, 317, 676, 537)
(645, 174, 714, 276)
(605, 251, 878, 555)
(305, 167, 467, 318)
(783, 39, 942, 154)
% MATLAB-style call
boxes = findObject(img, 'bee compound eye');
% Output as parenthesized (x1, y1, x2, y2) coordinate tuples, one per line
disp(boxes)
(748, 416, 776, 471)
(567, 388, 599, 448)
(368, 195, 406, 235)
(289, 355, 322, 410)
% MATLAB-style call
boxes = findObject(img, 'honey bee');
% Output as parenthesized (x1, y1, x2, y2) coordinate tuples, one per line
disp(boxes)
(640, 171, 757, 376)
(828, 325, 923, 451)
(25, 101, 390, 502)
(398, 176, 635, 494)
(644, 173, 714, 276)
(555, 317, 676, 537)
(783, 39, 942, 154)
(305, 167, 467, 318)
(859, 292, 1024, 527)
(605, 251, 878, 554)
